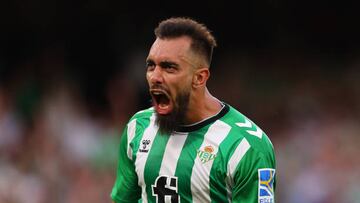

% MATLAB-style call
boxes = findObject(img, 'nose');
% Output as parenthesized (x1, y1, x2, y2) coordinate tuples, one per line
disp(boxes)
(148, 66, 163, 84)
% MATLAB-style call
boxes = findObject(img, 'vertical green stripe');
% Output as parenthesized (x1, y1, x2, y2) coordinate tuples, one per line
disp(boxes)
(209, 129, 242, 203)
(111, 125, 129, 197)
(174, 126, 210, 203)
(209, 112, 243, 203)
(144, 132, 170, 202)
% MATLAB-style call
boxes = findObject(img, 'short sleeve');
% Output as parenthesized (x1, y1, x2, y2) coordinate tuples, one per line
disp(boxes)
(111, 125, 141, 203)
(232, 148, 276, 203)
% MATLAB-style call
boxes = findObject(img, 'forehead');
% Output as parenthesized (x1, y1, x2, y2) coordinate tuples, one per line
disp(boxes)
(147, 36, 192, 62)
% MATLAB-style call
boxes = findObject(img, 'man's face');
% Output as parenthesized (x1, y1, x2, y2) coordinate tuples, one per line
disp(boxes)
(146, 36, 197, 134)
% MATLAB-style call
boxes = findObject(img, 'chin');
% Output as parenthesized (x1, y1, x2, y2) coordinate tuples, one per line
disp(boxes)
(152, 87, 191, 135)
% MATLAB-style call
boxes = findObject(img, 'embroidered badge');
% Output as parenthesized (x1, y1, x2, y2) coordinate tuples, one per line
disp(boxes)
(197, 145, 216, 163)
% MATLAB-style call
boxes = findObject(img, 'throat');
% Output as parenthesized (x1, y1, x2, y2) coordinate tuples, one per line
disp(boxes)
(183, 98, 224, 125)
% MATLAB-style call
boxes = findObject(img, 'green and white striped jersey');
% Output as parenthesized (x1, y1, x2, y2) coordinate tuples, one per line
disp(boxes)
(111, 103, 276, 203)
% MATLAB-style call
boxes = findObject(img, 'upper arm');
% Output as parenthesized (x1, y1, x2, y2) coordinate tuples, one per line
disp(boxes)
(231, 148, 276, 203)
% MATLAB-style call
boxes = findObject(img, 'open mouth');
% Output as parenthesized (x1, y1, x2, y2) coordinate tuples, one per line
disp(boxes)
(150, 89, 173, 115)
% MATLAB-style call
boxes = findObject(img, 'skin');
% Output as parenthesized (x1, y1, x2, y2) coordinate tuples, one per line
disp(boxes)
(146, 36, 222, 125)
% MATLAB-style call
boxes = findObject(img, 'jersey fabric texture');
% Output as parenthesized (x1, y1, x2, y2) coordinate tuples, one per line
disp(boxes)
(111, 103, 276, 203)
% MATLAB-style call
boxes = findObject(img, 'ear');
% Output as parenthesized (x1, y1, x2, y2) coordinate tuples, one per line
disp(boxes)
(192, 68, 210, 88)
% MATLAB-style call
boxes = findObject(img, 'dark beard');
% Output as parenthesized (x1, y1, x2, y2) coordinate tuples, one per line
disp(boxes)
(155, 90, 190, 135)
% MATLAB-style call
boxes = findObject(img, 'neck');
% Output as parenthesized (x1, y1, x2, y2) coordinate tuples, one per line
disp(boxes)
(184, 88, 222, 125)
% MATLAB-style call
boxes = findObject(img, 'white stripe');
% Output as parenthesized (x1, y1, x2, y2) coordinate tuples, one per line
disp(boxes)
(235, 118, 252, 128)
(134, 114, 158, 203)
(247, 127, 263, 139)
(191, 120, 231, 203)
(225, 138, 250, 201)
(126, 119, 137, 160)
(228, 138, 251, 180)
(164, 196, 171, 203)
(226, 184, 232, 203)
(159, 132, 188, 175)
(141, 193, 148, 203)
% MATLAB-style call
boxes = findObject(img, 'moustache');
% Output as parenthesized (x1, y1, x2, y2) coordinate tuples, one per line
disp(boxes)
(150, 84, 170, 93)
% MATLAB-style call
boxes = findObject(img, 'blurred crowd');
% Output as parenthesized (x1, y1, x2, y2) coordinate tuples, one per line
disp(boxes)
(0, 77, 135, 202)
(0, 46, 143, 202)
(1, 45, 360, 203)
(211, 53, 360, 203)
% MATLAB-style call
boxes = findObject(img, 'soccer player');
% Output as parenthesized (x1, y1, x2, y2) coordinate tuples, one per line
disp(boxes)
(111, 17, 276, 203)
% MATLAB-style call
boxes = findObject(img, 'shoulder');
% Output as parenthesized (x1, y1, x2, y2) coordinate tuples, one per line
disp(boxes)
(126, 107, 155, 127)
(129, 107, 155, 121)
(121, 107, 156, 159)
(222, 104, 274, 155)
(221, 104, 276, 176)
(123, 107, 156, 137)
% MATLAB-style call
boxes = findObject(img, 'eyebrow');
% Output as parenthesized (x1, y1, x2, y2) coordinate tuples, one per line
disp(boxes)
(159, 61, 179, 68)
(146, 59, 155, 64)
(146, 58, 179, 68)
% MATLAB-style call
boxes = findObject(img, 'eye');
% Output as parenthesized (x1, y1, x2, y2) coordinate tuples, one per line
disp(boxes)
(164, 64, 176, 72)
(161, 62, 178, 73)
(146, 61, 155, 71)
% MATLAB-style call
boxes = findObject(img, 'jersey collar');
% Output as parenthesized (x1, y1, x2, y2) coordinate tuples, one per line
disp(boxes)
(175, 103, 230, 133)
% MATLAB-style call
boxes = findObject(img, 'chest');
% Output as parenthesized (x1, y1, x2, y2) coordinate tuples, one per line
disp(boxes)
(134, 131, 230, 202)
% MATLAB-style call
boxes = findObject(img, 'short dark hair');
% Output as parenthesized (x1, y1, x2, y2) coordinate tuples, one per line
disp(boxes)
(154, 17, 217, 67)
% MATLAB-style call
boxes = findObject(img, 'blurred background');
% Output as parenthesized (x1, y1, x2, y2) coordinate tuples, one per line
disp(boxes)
(1, 0, 360, 202)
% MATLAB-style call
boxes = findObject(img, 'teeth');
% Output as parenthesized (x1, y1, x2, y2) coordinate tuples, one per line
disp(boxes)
(159, 103, 169, 108)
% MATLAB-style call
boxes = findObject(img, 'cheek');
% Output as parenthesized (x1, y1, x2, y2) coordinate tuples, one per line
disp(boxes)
(146, 72, 152, 84)
(183, 75, 194, 90)
(166, 74, 193, 97)
(173, 78, 192, 96)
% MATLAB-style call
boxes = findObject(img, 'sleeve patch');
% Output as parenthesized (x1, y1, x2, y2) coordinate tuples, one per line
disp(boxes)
(258, 168, 275, 203)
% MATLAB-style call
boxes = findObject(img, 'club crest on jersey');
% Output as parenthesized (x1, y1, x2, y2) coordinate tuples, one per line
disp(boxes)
(258, 168, 275, 203)
(197, 145, 216, 163)
(139, 139, 151, 153)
